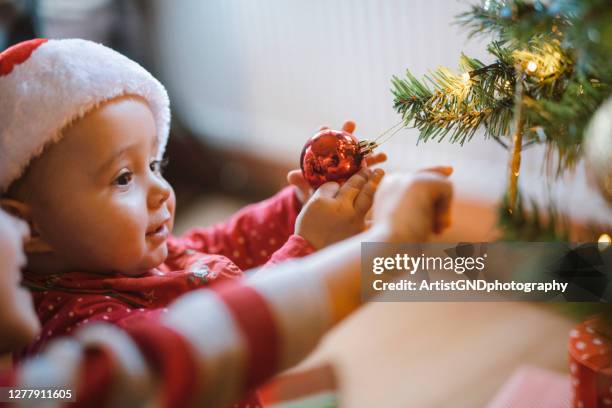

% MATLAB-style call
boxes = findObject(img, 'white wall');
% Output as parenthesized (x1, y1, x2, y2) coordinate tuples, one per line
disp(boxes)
(151, 0, 611, 225)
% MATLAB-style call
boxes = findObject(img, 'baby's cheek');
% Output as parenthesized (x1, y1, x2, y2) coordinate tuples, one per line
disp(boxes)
(115, 221, 149, 259)
(0, 239, 15, 272)
(83, 206, 147, 271)
(145, 242, 168, 268)
(167, 188, 177, 233)
(82, 193, 150, 271)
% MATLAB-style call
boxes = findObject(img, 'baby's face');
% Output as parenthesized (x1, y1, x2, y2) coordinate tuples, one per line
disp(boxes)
(13, 96, 176, 275)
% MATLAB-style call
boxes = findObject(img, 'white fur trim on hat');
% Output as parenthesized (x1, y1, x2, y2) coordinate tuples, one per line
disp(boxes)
(0, 38, 170, 192)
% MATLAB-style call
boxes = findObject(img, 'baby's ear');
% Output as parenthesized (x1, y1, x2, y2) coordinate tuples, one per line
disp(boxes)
(0, 198, 52, 253)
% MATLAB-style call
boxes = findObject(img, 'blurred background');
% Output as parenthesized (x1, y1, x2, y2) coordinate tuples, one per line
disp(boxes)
(2, 0, 609, 240)
(1, 1, 610, 406)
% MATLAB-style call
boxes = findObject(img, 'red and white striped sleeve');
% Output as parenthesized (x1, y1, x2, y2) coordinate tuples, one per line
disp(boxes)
(5, 258, 333, 408)
(161, 259, 332, 407)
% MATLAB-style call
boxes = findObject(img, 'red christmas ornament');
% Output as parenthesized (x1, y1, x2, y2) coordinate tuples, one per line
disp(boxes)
(300, 129, 366, 189)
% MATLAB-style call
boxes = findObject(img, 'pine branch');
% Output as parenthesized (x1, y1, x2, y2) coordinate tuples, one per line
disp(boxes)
(513, 36, 573, 91)
(507, 78, 525, 212)
(497, 192, 570, 241)
(456, 0, 572, 43)
(391, 0, 611, 248)
(393, 19, 608, 172)
(392, 54, 515, 145)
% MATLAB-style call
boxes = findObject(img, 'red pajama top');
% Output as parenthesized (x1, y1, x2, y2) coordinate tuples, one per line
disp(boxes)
(15, 187, 316, 407)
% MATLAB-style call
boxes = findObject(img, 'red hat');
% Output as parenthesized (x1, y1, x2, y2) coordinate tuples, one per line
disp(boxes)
(0, 38, 171, 192)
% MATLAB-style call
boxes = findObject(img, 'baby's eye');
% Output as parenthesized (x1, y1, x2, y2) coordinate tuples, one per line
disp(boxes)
(113, 170, 133, 186)
(150, 157, 169, 174)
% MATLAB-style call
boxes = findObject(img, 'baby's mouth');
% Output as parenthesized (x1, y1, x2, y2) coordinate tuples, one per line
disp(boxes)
(148, 224, 164, 235)
(146, 220, 170, 241)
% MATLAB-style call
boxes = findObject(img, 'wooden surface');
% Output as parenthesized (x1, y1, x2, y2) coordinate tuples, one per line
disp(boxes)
(299, 301, 575, 407)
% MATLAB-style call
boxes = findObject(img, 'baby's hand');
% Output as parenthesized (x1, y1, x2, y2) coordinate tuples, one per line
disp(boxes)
(288, 120, 387, 203)
(372, 167, 453, 242)
(295, 167, 385, 249)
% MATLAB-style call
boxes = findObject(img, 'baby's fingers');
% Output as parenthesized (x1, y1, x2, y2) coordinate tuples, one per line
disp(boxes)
(365, 152, 387, 166)
(287, 169, 313, 203)
(433, 194, 453, 234)
(419, 166, 453, 177)
(313, 181, 341, 200)
(342, 120, 356, 134)
(316, 121, 356, 134)
(354, 169, 385, 216)
(428, 179, 453, 234)
(337, 167, 370, 203)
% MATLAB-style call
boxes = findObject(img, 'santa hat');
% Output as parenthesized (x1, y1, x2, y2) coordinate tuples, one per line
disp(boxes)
(0, 38, 171, 192)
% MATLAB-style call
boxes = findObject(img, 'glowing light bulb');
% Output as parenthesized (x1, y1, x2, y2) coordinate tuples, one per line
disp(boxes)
(598, 233, 611, 251)
(526, 61, 538, 73)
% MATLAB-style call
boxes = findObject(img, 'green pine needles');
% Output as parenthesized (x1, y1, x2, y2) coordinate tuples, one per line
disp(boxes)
(392, 46, 515, 147)
(392, 0, 610, 172)
(392, 0, 611, 241)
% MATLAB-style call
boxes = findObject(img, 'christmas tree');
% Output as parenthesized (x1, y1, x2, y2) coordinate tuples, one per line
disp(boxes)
(391, 0, 611, 241)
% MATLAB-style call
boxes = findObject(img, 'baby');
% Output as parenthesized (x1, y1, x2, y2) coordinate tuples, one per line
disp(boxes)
(0, 37, 386, 368)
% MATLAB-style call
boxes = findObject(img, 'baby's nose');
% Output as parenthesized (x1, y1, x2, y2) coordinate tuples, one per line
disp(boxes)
(148, 177, 171, 209)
